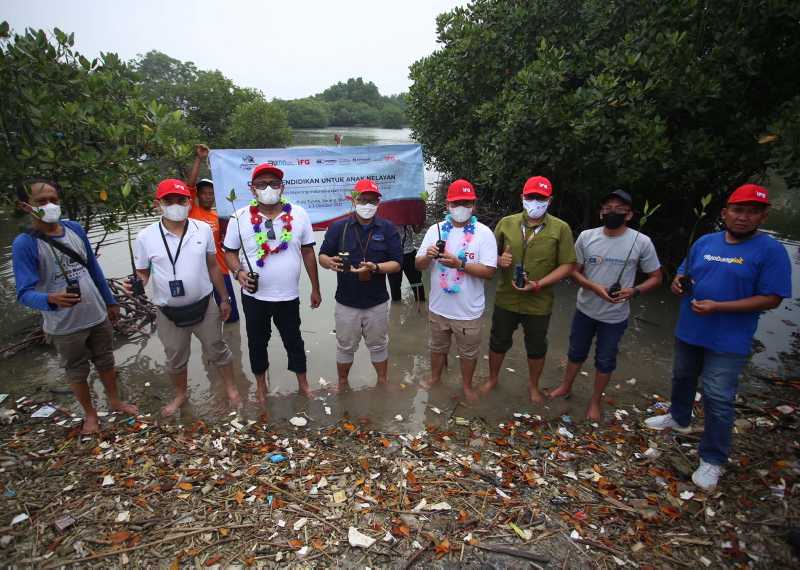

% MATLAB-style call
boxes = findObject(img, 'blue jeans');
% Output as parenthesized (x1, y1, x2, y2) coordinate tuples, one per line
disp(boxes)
(567, 309, 628, 373)
(213, 274, 240, 323)
(669, 338, 748, 466)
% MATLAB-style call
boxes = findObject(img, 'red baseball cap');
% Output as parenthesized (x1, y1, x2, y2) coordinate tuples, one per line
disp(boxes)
(523, 176, 553, 197)
(354, 178, 381, 196)
(252, 163, 284, 181)
(156, 179, 191, 199)
(446, 179, 477, 202)
(728, 183, 770, 205)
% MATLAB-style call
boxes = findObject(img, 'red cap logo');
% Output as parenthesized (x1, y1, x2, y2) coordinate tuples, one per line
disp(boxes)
(523, 176, 553, 197)
(156, 179, 191, 199)
(446, 179, 477, 202)
(354, 178, 381, 196)
(727, 183, 770, 205)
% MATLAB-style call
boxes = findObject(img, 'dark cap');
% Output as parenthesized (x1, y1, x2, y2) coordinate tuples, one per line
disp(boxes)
(602, 189, 632, 206)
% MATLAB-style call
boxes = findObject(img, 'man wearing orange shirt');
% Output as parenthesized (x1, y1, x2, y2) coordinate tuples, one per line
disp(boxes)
(186, 144, 239, 323)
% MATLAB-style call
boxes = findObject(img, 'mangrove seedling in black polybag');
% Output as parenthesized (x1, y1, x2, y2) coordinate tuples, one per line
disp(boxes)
(121, 182, 146, 297)
(607, 200, 660, 298)
(227, 188, 259, 293)
(677, 193, 712, 296)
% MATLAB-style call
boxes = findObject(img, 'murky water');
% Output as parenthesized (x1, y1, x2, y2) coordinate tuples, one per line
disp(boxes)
(1, 127, 798, 432)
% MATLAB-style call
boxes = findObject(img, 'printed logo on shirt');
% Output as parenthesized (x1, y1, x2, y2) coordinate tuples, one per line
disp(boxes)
(373, 234, 384, 241)
(586, 255, 628, 266)
(703, 254, 744, 265)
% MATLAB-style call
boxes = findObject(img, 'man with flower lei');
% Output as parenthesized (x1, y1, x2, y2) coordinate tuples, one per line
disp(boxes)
(415, 180, 497, 401)
(223, 163, 322, 403)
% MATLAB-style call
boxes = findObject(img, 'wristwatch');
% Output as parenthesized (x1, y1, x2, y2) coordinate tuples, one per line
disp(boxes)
(370, 262, 380, 274)
(633, 287, 641, 298)
(460, 258, 467, 270)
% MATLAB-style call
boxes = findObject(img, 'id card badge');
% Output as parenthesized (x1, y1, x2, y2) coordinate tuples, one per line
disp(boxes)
(169, 279, 186, 297)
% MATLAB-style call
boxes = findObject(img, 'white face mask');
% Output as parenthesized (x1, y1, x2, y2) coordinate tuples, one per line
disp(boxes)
(161, 204, 190, 222)
(449, 206, 473, 223)
(523, 198, 549, 219)
(355, 203, 378, 219)
(36, 202, 61, 223)
(256, 187, 282, 205)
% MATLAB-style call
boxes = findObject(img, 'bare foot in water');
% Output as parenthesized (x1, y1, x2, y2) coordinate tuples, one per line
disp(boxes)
(330, 381, 350, 394)
(227, 387, 243, 410)
(161, 393, 189, 417)
(477, 379, 497, 396)
(420, 378, 441, 390)
(297, 380, 313, 398)
(255, 384, 268, 406)
(462, 386, 479, 402)
(528, 386, 546, 404)
(81, 412, 100, 435)
(547, 384, 572, 399)
(110, 400, 139, 416)
(586, 402, 602, 422)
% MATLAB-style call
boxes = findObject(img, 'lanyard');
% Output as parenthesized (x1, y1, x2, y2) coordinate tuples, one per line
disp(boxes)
(520, 222, 543, 266)
(345, 217, 374, 262)
(158, 219, 189, 278)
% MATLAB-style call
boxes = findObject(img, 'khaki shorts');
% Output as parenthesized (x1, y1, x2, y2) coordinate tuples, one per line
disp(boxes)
(50, 319, 115, 383)
(156, 298, 233, 375)
(334, 301, 390, 364)
(428, 311, 482, 360)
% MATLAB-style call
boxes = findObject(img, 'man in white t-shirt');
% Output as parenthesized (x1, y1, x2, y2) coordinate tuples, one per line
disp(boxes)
(415, 179, 497, 401)
(223, 163, 321, 403)
(132, 179, 241, 416)
(549, 189, 662, 420)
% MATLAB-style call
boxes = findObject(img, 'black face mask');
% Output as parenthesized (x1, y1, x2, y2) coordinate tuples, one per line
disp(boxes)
(602, 212, 626, 230)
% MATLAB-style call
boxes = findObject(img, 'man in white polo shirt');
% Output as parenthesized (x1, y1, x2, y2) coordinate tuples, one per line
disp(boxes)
(415, 179, 497, 401)
(132, 179, 242, 416)
(224, 163, 321, 403)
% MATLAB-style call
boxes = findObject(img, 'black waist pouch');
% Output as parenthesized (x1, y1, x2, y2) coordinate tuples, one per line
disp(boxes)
(159, 294, 211, 328)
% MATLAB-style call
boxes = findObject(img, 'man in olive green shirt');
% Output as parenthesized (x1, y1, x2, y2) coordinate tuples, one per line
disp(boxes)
(481, 176, 576, 403)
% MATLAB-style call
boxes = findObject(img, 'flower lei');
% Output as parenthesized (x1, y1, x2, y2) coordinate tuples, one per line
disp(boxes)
(249, 197, 293, 267)
(438, 214, 477, 294)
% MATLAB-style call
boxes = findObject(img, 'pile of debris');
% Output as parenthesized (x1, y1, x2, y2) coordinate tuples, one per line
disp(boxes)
(0, 383, 798, 568)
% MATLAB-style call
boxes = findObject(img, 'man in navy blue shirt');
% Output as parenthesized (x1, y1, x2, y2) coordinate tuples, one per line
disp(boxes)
(319, 179, 402, 391)
(646, 184, 792, 491)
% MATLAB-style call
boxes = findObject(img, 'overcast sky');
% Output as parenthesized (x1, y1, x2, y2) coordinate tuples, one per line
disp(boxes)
(3, 0, 468, 99)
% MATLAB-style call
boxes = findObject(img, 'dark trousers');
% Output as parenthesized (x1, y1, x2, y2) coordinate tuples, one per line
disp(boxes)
(241, 295, 306, 375)
(669, 338, 747, 465)
(212, 274, 240, 323)
(388, 251, 426, 302)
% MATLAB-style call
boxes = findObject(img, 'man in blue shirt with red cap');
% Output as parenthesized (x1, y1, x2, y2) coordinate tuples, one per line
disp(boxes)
(646, 183, 792, 491)
(319, 179, 402, 391)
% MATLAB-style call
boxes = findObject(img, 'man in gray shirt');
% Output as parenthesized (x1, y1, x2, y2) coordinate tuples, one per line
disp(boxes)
(549, 190, 662, 420)
(13, 180, 138, 434)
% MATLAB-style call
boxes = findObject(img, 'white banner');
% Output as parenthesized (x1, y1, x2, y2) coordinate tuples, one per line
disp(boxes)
(209, 144, 426, 227)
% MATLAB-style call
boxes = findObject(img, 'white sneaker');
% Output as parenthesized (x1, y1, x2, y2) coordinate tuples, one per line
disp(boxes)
(692, 460, 722, 491)
(644, 413, 691, 434)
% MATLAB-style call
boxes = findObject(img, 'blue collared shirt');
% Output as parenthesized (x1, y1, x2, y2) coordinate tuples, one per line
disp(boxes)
(320, 216, 402, 309)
